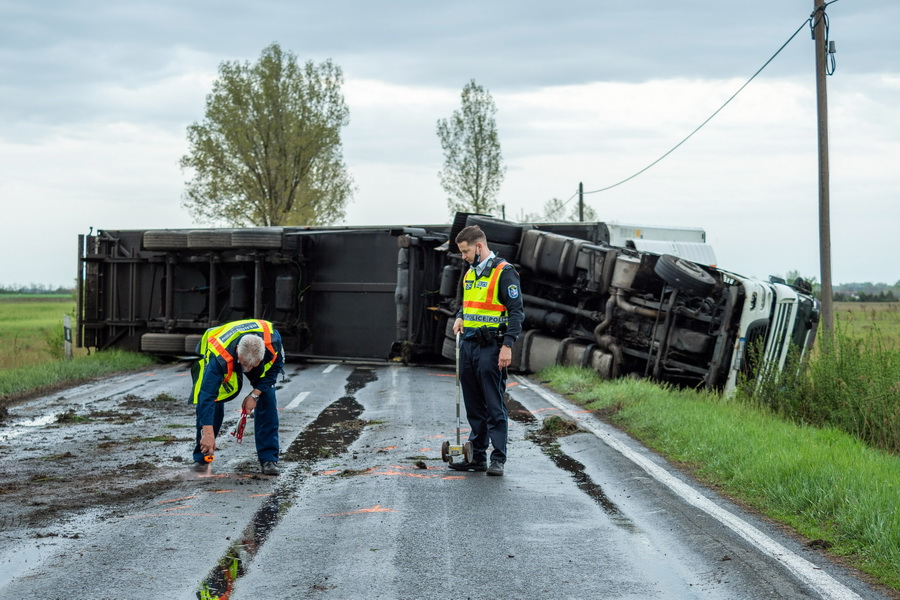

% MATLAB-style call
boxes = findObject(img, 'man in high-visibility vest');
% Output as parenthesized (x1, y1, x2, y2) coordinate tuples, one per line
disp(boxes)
(191, 319, 284, 475)
(451, 225, 524, 476)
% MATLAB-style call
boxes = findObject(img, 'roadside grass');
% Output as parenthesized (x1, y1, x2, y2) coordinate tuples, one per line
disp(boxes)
(0, 296, 156, 404)
(745, 324, 900, 455)
(0, 350, 156, 403)
(537, 367, 900, 592)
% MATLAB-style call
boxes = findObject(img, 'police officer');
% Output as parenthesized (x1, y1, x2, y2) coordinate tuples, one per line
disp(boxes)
(451, 225, 524, 476)
(191, 319, 284, 475)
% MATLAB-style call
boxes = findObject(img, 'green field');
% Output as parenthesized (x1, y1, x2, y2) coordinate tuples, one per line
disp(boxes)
(0, 296, 80, 369)
(0, 296, 153, 401)
(834, 301, 900, 345)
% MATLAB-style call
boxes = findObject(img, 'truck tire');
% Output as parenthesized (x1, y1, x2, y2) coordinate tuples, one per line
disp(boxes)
(143, 231, 189, 250)
(465, 215, 524, 245)
(231, 228, 283, 249)
(490, 242, 519, 263)
(184, 334, 203, 354)
(441, 336, 457, 361)
(141, 333, 188, 353)
(188, 230, 233, 249)
(654, 254, 716, 296)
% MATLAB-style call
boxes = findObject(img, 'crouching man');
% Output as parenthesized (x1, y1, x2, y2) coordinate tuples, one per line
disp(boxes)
(191, 319, 284, 475)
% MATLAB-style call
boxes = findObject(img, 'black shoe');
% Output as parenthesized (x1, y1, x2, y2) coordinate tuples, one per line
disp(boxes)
(448, 460, 487, 472)
(261, 461, 280, 476)
(486, 460, 504, 476)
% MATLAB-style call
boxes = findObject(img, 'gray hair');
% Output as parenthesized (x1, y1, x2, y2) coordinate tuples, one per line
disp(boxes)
(237, 334, 265, 364)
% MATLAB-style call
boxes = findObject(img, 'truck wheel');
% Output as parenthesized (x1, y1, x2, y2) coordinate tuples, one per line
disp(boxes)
(184, 334, 203, 354)
(654, 254, 716, 296)
(441, 337, 457, 360)
(188, 230, 233, 249)
(465, 215, 524, 245)
(143, 231, 189, 250)
(490, 242, 519, 263)
(141, 333, 188, 353)
(231, 228, 283, 249)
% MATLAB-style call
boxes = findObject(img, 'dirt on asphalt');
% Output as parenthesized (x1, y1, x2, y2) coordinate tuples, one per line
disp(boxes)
(0, 388, 238, 534)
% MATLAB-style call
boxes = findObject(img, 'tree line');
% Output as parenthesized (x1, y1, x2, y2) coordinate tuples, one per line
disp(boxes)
(0, 284, 74, 295)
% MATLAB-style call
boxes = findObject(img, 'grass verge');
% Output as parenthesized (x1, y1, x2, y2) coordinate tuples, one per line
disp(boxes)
(0, 350, 157, 406)
(537, 366, 900, 593)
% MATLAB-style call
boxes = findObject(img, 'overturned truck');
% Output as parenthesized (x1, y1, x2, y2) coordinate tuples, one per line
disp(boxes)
(77, 213, 819, 393)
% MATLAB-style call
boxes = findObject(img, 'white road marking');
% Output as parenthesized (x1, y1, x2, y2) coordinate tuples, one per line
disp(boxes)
(515, 376, 864, 600)
(285, 391, 310, 410)
(323, 364, 337, 374)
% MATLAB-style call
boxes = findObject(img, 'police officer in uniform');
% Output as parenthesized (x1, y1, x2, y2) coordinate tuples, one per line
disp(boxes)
(191, 319, 284, 475)
(451, 225, 524, 476)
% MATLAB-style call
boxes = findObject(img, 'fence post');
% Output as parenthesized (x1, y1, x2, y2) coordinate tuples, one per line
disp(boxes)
(63, 314, 73, 360)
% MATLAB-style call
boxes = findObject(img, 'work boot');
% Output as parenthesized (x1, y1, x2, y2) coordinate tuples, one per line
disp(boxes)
(448, 460, 487, 472)
(261, 461, 280, 476)
(486, 460, 504, 476)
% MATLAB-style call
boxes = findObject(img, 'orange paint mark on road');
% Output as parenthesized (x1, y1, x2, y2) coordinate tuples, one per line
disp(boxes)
(140, 373, 157, 377)
(427, 373, 455, 377)
(175, 372, 190, 377)
(420, 448, 431, 452)
(157, 496, 197, 504)
(441, 476, 466, 480)
(531, 407, 560, 414)
(426, 434, 445, 439)
(375, 469, 431, 479)
(164, 505, 192, 511)
(213, 489, 235, 493)
(507, 381, 521, 387)
(323, 504, 397, 517)
(320, 470, 340, 475)
(378, 446, 397, 452)
(250, 493, 273, 498)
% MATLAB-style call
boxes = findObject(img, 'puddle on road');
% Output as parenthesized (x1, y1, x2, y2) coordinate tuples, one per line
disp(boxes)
(197, 367, 375, 599)
(507, 397, 639, 534)
(0, 414, 59, 442)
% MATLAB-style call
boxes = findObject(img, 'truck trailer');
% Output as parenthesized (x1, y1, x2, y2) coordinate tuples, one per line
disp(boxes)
(77, 213, 819, 394)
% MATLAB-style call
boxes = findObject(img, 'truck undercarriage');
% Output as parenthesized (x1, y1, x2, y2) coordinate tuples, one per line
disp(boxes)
(78, 213, 819, 394)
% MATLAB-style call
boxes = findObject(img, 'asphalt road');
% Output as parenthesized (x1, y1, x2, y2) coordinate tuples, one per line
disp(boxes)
(0, 361, 891, 600)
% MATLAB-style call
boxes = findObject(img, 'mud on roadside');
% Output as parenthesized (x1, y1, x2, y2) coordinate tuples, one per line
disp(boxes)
(0, 390, 205, 533)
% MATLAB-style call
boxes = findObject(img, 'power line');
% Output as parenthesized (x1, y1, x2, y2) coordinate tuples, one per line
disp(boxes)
(579, 15, 816, 197)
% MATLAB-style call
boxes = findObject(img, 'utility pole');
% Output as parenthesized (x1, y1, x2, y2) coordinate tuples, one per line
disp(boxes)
(578, 182, 584, 222)
(813, 0, 834, 335)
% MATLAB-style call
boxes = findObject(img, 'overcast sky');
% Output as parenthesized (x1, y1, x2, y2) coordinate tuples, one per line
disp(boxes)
(1, 0, 897, 288)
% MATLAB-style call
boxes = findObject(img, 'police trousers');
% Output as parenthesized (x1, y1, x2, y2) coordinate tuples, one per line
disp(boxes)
(458, 337, 508, 463)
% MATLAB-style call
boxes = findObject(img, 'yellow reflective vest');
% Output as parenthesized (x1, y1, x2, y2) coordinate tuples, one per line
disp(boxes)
(191, 319, 278, 404)
(461, 260, 510, 332)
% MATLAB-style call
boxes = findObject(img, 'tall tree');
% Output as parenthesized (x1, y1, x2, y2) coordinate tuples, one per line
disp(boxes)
(181, 43, 354, 227)
(436, 80, 505, 216)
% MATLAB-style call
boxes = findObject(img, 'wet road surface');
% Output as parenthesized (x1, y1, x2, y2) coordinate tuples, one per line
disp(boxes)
(0, 362, 891, 599)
